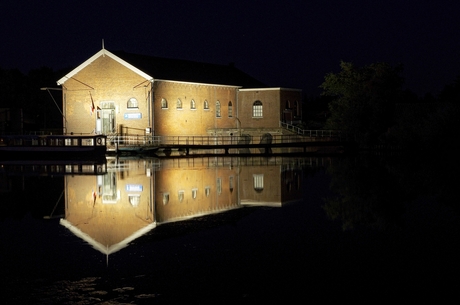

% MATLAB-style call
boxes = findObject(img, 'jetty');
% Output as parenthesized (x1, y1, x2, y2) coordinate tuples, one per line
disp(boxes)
(0, 134, 107, 159)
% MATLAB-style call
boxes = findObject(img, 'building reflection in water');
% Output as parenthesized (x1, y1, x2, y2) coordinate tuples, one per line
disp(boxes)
(60, 157, 156, 255)
(59, 156, 327, 256)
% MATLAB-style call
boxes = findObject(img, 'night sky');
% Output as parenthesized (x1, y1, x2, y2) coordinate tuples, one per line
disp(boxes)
(1, 0, 459, 96)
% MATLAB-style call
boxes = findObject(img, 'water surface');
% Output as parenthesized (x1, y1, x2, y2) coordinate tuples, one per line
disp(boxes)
(1, 155, 459, 303)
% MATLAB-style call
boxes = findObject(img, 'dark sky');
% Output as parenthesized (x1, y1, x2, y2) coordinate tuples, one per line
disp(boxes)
(1, 0, 459, 96)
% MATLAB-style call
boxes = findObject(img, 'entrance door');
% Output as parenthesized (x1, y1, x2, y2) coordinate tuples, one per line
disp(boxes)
(101, 109, 115, 134)
(96, 102, 115, 135)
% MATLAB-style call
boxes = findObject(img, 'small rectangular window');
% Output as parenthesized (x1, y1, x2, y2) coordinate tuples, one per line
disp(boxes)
(228, 101, 233, 117)
(253, 174, 264, 191)
(216, 101, 221, 117)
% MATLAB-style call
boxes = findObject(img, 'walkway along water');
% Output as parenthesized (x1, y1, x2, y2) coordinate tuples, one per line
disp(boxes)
(0, 130, 352, 158)
(106, 131, 352, 156)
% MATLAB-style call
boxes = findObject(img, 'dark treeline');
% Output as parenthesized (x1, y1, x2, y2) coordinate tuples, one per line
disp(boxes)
(0, 66, 69, 132)
(304, 61, 460, 151)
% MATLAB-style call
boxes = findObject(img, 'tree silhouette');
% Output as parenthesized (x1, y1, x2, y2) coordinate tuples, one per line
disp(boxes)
(320, 61, 404, 146)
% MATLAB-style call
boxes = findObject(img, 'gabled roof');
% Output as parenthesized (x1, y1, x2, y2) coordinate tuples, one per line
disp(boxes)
(57, 49, 266, 88)
(111, 50, 266, 88)
(57, 49, 153, 85)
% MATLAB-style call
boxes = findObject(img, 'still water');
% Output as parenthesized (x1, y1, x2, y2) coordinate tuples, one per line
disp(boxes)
(1, 154, 459, 303)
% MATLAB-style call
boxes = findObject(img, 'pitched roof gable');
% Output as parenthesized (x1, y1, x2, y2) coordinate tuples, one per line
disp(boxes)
(57, 49, 266, 88)
(57, 49, 154, 85)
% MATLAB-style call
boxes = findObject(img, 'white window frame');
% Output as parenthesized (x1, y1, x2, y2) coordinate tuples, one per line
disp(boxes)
(253, 101, 263, 118)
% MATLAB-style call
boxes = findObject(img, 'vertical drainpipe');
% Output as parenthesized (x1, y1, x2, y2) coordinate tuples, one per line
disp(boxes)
(150, 79, 154, 135)
(63, 91, 67, 134)
(236, 87, 240, 136)
(147, 86, 151, 128)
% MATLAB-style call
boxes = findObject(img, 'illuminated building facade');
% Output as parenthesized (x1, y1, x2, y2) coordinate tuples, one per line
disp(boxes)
(57, 48, 302, 138)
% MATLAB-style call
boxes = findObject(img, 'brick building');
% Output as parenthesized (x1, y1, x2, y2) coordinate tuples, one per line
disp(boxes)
(57, 48, 302, 138)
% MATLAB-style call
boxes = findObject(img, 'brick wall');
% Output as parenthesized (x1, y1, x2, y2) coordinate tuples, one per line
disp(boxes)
(63, 56, 152, 135)
(237, 89, 280, 130)
(153, 81, 238, 136)
(237, 88, 302, 134)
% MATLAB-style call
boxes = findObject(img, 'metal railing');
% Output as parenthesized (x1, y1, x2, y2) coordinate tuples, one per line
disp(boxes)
(280, 121, 342, 138)
(107, 132, 344, 149)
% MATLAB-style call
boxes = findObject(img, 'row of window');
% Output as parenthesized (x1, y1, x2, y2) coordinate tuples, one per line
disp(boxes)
(162, 178, 223, 205)
(163, 187, 211, 205)
(160, 98, 263, 118)
(108, 97, 272, 119)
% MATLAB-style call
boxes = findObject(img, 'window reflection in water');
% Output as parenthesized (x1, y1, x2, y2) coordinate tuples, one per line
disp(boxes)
(102, 172, 118, 203)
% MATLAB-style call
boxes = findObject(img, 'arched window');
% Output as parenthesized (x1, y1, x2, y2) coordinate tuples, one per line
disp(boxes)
(216, 101, 221, 117)
(204, 100, 209, 110)
(127, 97, 138, 108)
(294, 101, 298, 117)
(253, 100, 263, 118)
(285, 100, 291, 109)
(176, 98, 182, 109)
(161, 98, 168, 109)
(192, 188, 198, 199)
(191, 99, 196, 109)
(129, 195, 140, 206)
(228, 101, 233, 117)
(163, 193, 169, 205)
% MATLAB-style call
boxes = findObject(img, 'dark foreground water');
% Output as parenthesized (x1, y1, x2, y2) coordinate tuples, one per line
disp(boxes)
(1, 154, 459, 304)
